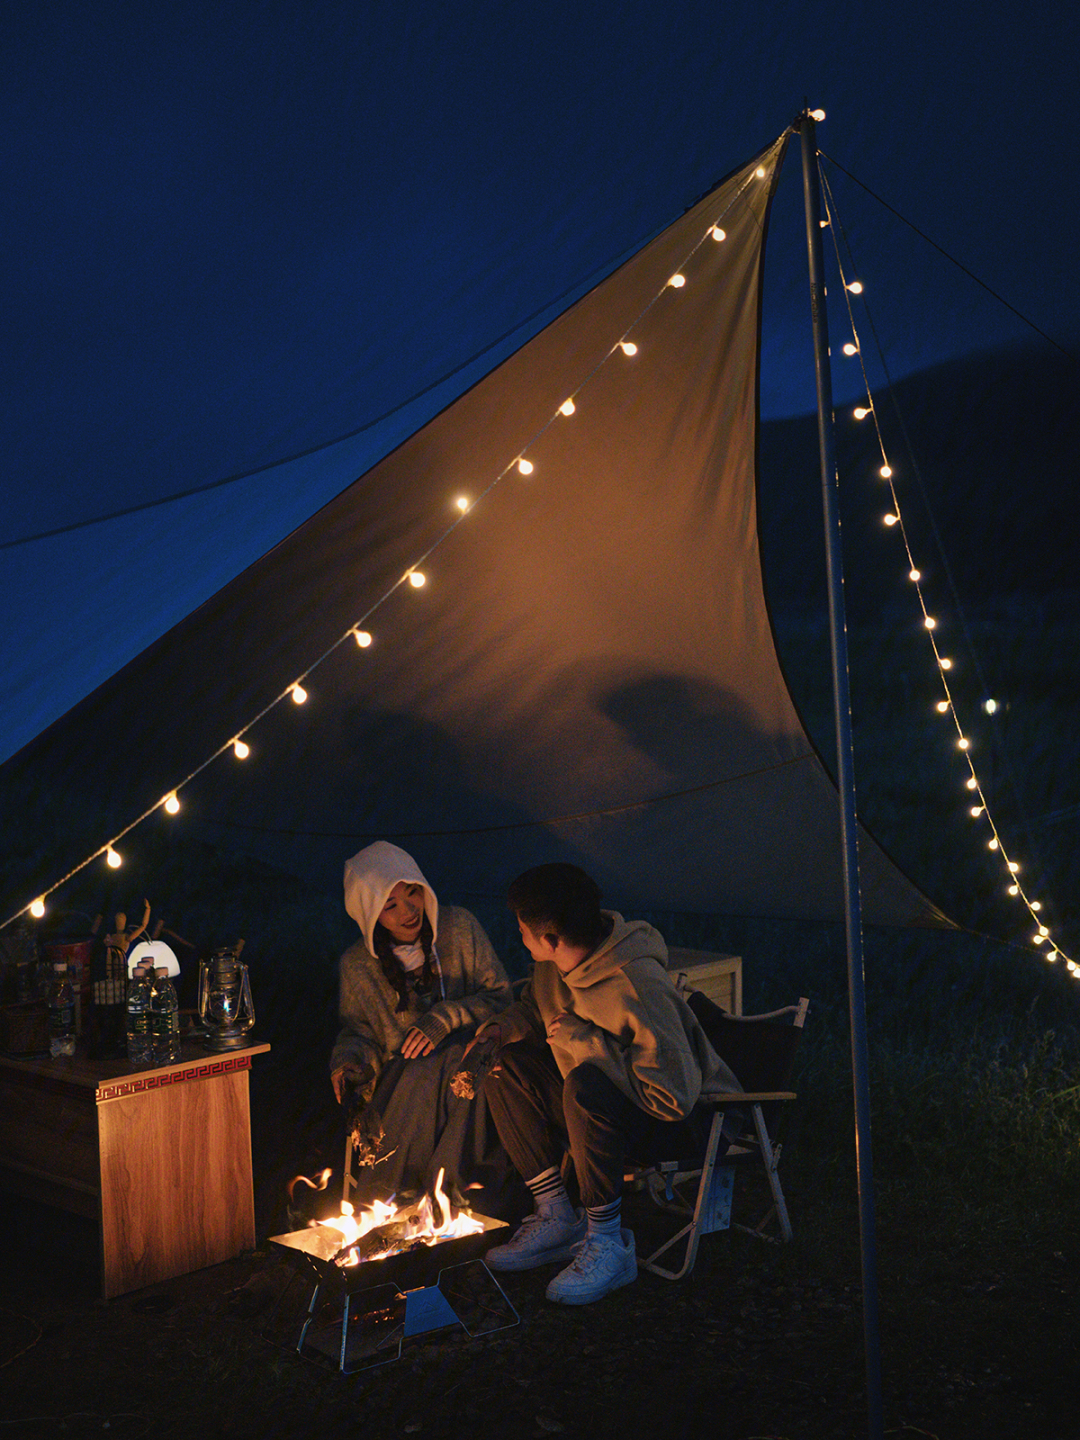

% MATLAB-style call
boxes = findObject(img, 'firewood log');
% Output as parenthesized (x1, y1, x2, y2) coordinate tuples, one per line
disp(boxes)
(449, 1037, 499, 1100)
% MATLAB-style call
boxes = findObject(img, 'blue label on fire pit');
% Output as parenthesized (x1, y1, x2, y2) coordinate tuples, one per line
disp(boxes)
(403, 1284, 461, 1337)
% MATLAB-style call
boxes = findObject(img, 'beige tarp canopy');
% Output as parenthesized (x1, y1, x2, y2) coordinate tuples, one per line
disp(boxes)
(3, 135, 950, 928)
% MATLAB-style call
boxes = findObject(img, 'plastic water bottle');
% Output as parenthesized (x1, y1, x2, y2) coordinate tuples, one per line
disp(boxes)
(48, 962, 76, 1057)
(126, 964, 153, 1066)
(149, 966, 182, 1064)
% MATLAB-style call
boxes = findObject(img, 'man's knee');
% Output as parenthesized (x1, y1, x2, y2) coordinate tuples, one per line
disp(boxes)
(563, 1061, 624, 1116)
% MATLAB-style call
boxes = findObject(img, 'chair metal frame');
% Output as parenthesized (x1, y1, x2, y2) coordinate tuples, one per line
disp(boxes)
(637, 994, 809, 1280)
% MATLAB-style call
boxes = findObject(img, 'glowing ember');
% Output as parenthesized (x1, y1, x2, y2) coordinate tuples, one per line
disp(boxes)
(318, 1167, 484, 1268)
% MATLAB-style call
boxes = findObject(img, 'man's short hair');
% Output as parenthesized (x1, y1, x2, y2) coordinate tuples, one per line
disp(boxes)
(507, 863, 605, 950)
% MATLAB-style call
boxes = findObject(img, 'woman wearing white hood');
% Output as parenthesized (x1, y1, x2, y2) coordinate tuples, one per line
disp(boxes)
(331, 841, 516, 1207)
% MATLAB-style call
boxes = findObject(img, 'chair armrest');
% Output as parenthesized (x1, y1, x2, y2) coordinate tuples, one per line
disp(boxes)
(698, 1090, 797, 1105)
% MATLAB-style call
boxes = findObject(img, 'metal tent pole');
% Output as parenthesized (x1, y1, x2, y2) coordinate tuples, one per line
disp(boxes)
(798, 108, 884, 1440)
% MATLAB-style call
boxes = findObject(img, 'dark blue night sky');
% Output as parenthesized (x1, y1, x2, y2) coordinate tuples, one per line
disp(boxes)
(3, 0, 1077, 762)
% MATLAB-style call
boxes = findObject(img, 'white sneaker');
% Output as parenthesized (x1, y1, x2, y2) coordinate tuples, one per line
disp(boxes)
(545, 1229, 637, 1305)
(484, 1209, 586, 1272)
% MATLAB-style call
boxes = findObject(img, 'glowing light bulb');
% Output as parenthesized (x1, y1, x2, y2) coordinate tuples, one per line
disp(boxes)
(711, 226, 726, 241)
(755, 166, 766, 178)
(937, 701, 950, 714)
(854, 407, 870, 420)
(619, 340, 637, 356)
(847, 281, 863, 294)
(1039, 925, 1049, 936)
(940, 657, 952, 671)
(559, 398, 576, 416)
(819, 219, 829, 228)
(883, 513, 898, 526)
(969, 805, 983, 816)
(987, 834, 997, 848)
(1031, 901, 1042, 912)
(30, 897, 46, 918)
(517, 458, 534, 475)
(106, 847, 122, 869)
(408, 570, 426, 588)
(455, 496, 470, 512)
(164, 792, 180, 815)
(1008, 884, 1019, 896)
(958, 737, 970, 750)
(843, 343, 858, 356)
(1033, 933, 1046, 945)
(966, 777, 978, 791)
(353, 629, 372, 648)
(1006, 861, 1019, 874)
(667, 274, 686, 288)
(810, 109, 826, 121)
(924, 616, 936, 629)
(879, 465, 893, 479)
(909, 568, 921, 582)
(983, 698, 998, 714)
(234, 738, 250, 759)
(291, 682, 307, 704)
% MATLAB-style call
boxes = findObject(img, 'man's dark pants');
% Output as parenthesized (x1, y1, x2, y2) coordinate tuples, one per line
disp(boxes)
(483, 1036, 706, 1208)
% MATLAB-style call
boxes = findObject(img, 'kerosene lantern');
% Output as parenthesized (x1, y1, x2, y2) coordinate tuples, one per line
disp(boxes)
(197, 946, 256, 1051)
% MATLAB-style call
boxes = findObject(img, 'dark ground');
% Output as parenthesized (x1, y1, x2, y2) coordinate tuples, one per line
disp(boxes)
(3, 1130, 1080, 1440)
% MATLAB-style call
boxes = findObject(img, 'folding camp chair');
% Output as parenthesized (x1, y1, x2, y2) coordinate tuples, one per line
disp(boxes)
(635, 990, 809, 1280)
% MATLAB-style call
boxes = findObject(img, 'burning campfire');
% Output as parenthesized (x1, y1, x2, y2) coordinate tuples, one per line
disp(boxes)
(285, 1166, 485, 1270)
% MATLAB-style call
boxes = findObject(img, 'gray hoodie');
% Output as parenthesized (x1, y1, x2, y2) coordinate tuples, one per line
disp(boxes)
(502, 912, 739, 1121)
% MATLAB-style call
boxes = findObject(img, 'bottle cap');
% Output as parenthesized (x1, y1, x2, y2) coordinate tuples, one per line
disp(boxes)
(154, 967, 168, 978)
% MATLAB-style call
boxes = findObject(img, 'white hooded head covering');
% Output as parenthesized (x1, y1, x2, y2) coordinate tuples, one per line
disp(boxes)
(343, 841, 439, 958)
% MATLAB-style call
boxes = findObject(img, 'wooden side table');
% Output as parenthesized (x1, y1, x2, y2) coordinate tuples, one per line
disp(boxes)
(0, 1039, 270, 1298)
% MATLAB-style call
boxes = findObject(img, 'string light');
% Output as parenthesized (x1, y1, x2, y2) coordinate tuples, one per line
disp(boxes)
(559, 399, 576, 416)
(667, 274, 686, 288)
(408, 571, 426, 588)
(30, 898, 45, 918)
(291, 683, 307, 704)
(755, 166, 766, 178)
(618, 340, 638, 356)
(352, 629, 372, 648)
(517, 458, 534, 475)
(455, 496, 470, 512)
(817, 159, 1078, 967)
(163, 792, 180, 814)
(810, 108, 826, 121)
(843, 342, 858, 356)
(106, 847, 122, 869)
(233, 738, 250, 759)
(847, 280, 864, 294)
(711, 226, 726, 241)
(883, 513, 899, 526)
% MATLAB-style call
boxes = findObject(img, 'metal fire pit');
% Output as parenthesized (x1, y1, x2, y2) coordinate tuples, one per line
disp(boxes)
(268, 1209, 518, 1372)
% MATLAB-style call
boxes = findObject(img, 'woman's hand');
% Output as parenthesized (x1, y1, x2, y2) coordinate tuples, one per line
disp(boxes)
(400, 1027, 435, 1059)
(331, 1060, 373, 1105)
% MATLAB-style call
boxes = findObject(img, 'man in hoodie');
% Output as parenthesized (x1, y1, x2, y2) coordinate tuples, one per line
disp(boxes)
(476, 862, 738, 1304)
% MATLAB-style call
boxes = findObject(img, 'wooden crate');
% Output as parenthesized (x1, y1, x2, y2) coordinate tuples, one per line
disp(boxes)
(668, 948, 742, 1016)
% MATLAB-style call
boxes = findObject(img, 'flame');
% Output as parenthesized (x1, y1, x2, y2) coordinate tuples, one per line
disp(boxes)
(319, 1166, 483, 1267)
(286, 1167, 332, 1212)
